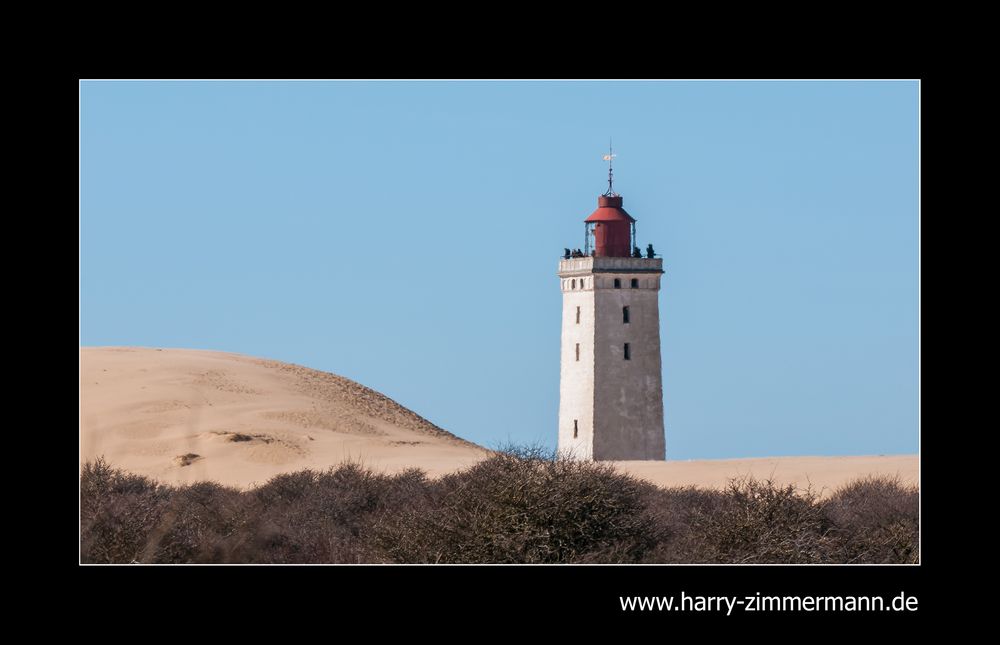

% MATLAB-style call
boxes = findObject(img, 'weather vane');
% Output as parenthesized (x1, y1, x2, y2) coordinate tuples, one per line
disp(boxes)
(602, 138, 617, 196)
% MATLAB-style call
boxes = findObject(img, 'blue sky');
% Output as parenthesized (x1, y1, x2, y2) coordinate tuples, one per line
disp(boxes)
(80, 80, 918, 459)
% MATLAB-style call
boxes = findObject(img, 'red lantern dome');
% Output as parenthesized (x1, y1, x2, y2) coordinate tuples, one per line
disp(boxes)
(585, 195, 635, 258)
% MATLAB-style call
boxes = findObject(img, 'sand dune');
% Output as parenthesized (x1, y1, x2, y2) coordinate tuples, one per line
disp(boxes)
(80, 347, 488, 488)
(80, 348, 917, 494)
(616, 455, 917, 496)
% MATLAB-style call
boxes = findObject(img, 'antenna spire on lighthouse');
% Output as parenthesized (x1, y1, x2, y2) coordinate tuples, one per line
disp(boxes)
(603, 138, 617, 196)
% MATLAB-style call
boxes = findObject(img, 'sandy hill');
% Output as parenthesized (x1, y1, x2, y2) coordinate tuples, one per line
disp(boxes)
(80, 347, 917, 493)
(80, 347, 488, 488)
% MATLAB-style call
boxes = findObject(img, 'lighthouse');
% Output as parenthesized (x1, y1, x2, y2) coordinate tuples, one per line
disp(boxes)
(557, 149, 665, 461)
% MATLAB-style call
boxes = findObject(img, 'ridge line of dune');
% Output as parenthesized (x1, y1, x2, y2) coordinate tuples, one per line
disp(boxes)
(250, 357, 481, 448)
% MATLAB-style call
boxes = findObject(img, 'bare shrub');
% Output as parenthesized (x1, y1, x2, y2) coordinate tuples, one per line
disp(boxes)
(375, 447, 658, 563)
(80, 454, 919, 564)
(684, 477, 840, 563)
(821, 475, 919, 564)
(238, 463, 429, 563)
(80, 457, 170, 563)
(639, 485, 729, 563)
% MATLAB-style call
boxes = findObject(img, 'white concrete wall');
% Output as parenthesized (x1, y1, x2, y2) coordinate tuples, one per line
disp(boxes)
(557, 257, 665, 461)
(557, 276, 595, 460)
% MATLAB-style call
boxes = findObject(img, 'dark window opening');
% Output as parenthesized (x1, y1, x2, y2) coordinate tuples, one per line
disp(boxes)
(614, 278, 621, 289)
(622, 306, 630, 324)
(575, 343, 580, 361)
(573, 420, 578, 438)
(571, 279, 576, 289)
(576, 306, 580, 324)
(631, 278, 639, 288)
(624, 343, 631, 360)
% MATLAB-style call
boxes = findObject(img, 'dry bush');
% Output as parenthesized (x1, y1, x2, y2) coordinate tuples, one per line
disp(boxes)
(236, 462, 429, 563)
(80, 453, 919, 564)
(143, 482, 250, 563)
(820, 474, 919, 564)
(80, 458, 170, 563)
(374, 446, 659, 563)
(683, 477, 840, 563)
(638, 485, 729, 563)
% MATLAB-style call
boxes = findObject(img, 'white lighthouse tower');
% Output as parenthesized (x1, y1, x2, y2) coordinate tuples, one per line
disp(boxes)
(557, 150, 665, 461)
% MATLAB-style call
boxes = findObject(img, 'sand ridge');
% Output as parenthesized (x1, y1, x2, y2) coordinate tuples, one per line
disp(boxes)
(80, 347, 487, 488)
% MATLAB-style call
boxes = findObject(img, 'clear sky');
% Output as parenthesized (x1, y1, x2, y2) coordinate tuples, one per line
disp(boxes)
(80, 80, 918, 459)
